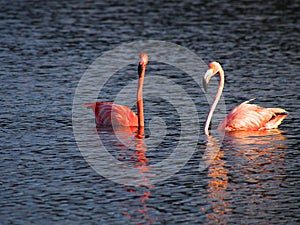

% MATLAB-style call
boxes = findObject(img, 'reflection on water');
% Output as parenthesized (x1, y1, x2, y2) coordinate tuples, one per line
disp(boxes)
(225, 130, 287, 146)
(206, 149, 231, 224)
(97, 127, 157, 224)
(204, 131, 288, 224)
(225, 130, 287, 169)
(202, 135, 231, 224)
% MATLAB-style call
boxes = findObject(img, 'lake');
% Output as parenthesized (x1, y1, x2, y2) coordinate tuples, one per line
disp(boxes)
(0, 0, 299, 224)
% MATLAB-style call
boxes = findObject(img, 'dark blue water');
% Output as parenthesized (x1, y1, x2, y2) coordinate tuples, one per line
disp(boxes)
(1, 1, 299, 224)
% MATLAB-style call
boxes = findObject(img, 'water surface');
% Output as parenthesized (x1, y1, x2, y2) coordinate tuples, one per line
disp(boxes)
(0, 0, 299, 224)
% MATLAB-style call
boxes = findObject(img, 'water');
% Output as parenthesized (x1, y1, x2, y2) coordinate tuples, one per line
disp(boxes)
(1, 0, 299, 224)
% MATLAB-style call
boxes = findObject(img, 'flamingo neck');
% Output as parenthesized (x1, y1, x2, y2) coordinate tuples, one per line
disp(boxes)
(204, 68, 224, 135)
(137, 65, 146, 129)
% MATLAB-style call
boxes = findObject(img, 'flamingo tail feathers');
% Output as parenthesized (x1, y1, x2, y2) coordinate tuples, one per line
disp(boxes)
(82, 103, 97, 112)
(240, 99, 288, 129)
(82, 103, 94, 108)
(263, 107, 288, 130)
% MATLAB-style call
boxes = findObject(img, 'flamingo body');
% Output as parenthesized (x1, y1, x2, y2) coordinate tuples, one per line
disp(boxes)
(218, 99, 288, 131)
(83, 53, 148, 135)
(83, 102, 138, 127)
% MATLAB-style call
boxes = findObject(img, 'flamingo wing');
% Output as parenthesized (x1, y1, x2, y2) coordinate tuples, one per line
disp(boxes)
(218, 99, 288, 131)
(83, 102, 138, 127)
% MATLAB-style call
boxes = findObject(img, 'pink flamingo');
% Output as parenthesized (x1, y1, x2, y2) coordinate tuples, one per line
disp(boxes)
(83, 53, 148, 134)
(203, 61, 288, 135)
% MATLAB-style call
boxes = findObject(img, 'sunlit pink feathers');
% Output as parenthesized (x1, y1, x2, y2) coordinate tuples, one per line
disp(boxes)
(83, 53, 148, 128)
(203, 61, 288, 135)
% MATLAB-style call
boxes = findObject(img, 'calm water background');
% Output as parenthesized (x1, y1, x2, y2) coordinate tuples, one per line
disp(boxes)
(1, 0, 299, 224)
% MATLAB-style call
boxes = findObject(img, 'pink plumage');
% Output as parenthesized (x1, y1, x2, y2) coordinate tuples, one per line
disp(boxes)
(83, 102, 138, 127)
(203, 62, 288, 135)
(218, 99, 288, 131)
(83, 53, 148, 130)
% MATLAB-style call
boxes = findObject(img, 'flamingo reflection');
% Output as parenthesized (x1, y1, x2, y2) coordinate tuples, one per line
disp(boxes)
(97, 126, 156, 224)
(203, 131, 287, 224)
(202, 135, 232, 224)
(224, 130, 287, 165)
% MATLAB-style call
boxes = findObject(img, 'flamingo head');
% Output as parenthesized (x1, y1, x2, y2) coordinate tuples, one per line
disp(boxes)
(138, 53, 148, 78)
(203, 61, 222, 92)
(139, 53, 149, 66)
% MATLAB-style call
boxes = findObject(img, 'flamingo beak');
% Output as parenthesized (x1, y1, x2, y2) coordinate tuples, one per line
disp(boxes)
(138, 64, 143, 78)
(203, 69, 213, 92)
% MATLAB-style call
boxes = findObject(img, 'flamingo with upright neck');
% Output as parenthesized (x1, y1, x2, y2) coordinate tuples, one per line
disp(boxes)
(83, 53, 148, 136)
(203, 61, 288, 136)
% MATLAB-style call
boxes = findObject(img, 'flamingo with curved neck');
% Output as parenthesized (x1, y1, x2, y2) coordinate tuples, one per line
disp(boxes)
(83, 53, 148, 137)
(203, 61, 288, 136)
